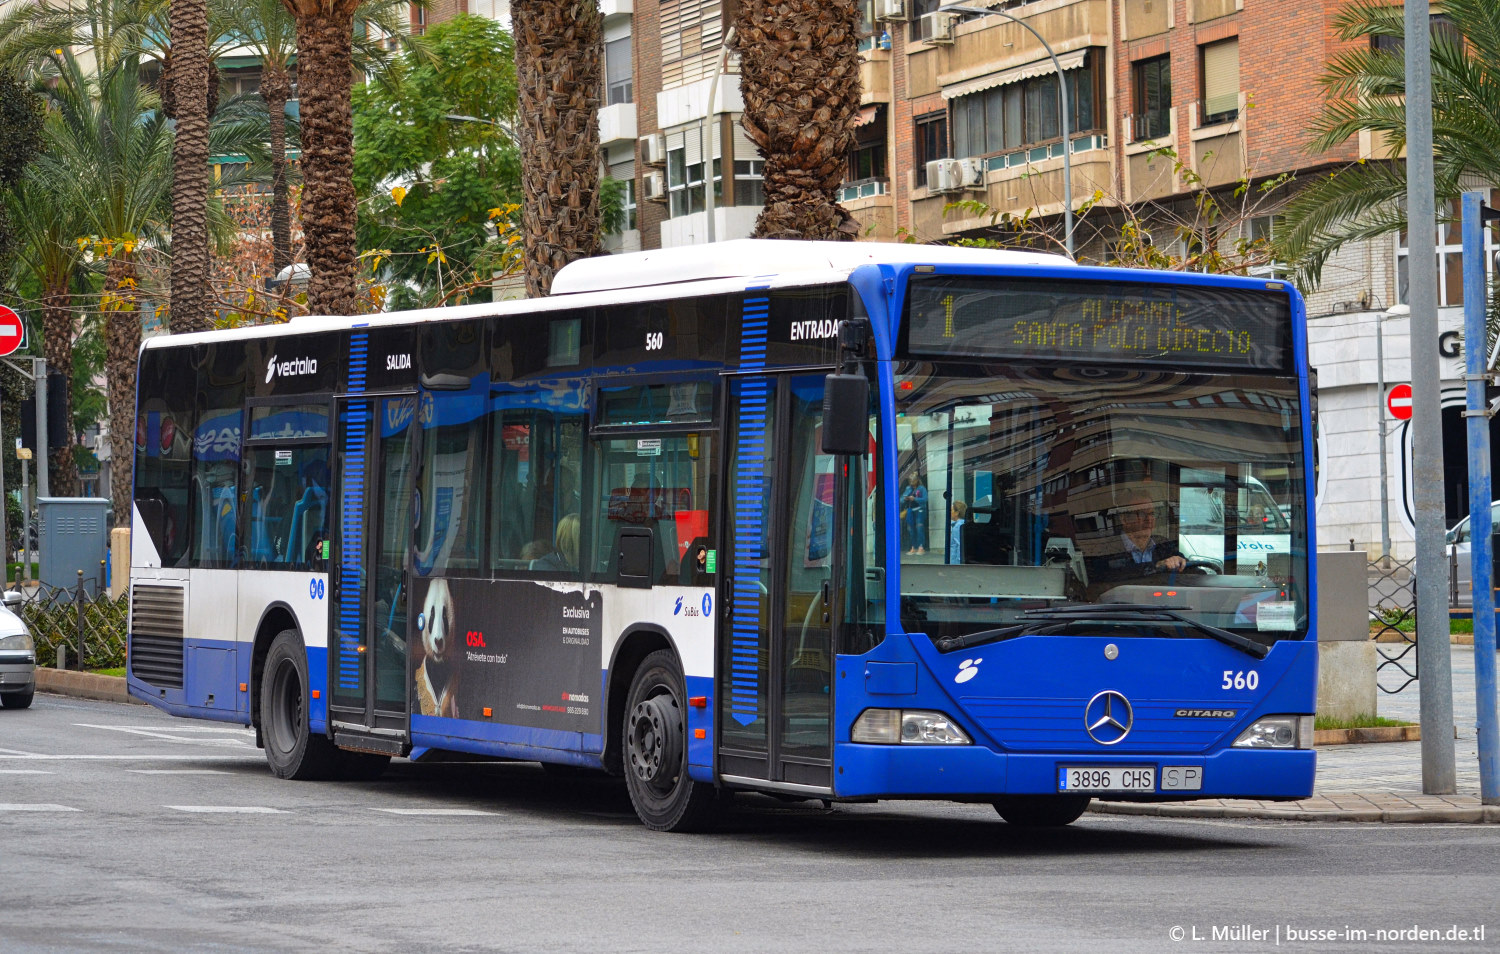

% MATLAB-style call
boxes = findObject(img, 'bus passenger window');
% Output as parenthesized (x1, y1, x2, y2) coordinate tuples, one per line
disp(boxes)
(191, 407, 242, 566)
(246, 446, 330, 566)
(591, 432, 714, 587)
(490, 409, 584, 577)
(414, 391, 488, 576)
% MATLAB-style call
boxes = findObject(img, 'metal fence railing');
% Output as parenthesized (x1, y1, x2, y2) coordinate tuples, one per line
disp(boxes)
(14, 573, 128, 672)
(1369, 555, 1418, 694)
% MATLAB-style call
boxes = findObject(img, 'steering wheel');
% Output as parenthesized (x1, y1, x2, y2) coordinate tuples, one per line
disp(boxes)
(1161, 559, 1218, 585)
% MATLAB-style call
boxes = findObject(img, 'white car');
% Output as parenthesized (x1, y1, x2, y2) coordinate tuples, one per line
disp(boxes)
(1445, 501, 1500, 607)
(0, 592, 36, 709)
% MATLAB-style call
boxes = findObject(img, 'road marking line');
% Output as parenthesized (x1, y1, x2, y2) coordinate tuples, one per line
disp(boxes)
(167, 805, 288, 814)
(371, 808, 497, 816)
(128, 769, 229, 775)
(0, 769, 53, 774)
(73, 724, 255, 747)
(92, 725, 252, 733)
(0, 754, 261, 761)
(0, 804, 80, 812)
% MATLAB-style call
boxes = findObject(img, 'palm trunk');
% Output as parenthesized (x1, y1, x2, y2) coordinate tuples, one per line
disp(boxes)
(169, 0, 213, 331)
(512, 0, 602, 298)
(734, 0, 862, 240)
(41, 286, 78, 497)
(261, 63, 294, 278)
(288, 0, 359, 315)
(104, 257, 141, 528)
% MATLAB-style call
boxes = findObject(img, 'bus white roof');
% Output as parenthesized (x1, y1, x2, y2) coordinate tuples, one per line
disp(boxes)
(550, 239, 1073, 295)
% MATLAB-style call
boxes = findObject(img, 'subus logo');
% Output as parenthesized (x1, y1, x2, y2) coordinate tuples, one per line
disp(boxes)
(265, 354, 319, 383)
(954, 657, 982, 684)
(673, 596, 701, 618)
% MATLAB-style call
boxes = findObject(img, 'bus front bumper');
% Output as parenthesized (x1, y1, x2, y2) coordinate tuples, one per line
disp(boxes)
(831, 743, 1316, 801)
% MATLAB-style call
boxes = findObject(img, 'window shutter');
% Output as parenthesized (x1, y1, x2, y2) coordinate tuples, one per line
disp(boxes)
(1202, 39, 1239, 117)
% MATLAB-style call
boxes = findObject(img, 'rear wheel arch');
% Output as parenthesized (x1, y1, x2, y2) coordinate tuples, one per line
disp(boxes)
(250, 602, 300, 735)
(604, 624, 676, 776)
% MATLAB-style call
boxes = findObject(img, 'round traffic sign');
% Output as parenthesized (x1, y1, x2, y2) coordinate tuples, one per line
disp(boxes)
(1387, 383, 1413, 421)
(0, 305, 23, 357)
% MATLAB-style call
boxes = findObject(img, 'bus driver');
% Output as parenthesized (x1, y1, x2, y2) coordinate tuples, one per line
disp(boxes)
(1088, 488, 1187, 585)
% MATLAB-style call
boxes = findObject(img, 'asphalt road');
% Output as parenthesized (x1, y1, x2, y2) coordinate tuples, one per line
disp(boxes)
(3, 694, 1498, 954)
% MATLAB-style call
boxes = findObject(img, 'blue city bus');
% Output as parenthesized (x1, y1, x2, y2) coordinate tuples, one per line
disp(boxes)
(128, 241, 1316, 830)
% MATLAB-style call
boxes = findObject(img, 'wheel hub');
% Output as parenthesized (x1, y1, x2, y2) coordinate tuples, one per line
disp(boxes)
(628, 695, 680, 791)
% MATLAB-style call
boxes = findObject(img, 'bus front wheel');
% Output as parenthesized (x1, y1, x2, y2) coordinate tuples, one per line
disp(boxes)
(261, 629, 341, 780)
(993, 795, 1090, 827)
(622, 649, 717, 832)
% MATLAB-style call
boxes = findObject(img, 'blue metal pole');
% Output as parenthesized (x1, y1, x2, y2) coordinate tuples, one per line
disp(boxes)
(1461, 190, 1499, 805)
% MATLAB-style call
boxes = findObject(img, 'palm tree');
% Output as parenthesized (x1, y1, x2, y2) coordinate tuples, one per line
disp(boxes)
(169, 0, 211, 332)
(1276, 0, 1500, 309)
(277, 0, 415, 314)
(33, 51, 173, 525)
(733, 0, 862, 241)
(0, 0, 164, 77)
(511, 0, 601, 297)
(5, 168, 87, 497)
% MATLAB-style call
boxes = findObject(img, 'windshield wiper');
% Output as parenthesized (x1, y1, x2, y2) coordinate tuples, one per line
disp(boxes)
(933, 603, 1270, 659)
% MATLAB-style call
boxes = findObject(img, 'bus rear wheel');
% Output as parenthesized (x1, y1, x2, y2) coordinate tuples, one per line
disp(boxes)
(993, 795, 1091, 827)
(622, 649, 717, 832)
(261, 629, 340, 780)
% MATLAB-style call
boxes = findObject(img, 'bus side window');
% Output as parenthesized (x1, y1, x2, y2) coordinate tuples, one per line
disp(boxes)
(246, 446, 330, 566)
(491, 409, 584, 577)
(591, 432, 713, 587)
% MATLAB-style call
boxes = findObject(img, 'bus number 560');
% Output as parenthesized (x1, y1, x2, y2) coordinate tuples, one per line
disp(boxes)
(1222, 670, 1258, 690)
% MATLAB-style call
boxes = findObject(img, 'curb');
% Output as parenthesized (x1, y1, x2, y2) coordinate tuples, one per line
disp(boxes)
(35, 668, 142, 706)
(1313, 725, 1420, 746)
(1090, 801, 1500, 824)
(1371, 633, 1475, 644)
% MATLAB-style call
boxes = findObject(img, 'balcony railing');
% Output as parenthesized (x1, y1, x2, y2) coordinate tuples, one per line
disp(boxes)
(1128, 110, 1171, 143)
(838, 178, 890, 203)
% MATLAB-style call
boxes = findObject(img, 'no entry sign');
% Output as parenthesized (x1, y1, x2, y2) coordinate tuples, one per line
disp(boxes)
(1387, 383, 1414, 421)
(0, 304, 22, 357)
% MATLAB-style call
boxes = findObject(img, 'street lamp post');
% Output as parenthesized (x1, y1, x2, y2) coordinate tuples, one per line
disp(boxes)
(703, 25, 738, 243)
(1377, 304, 1407, 566)
(939, 4, 1073, 258)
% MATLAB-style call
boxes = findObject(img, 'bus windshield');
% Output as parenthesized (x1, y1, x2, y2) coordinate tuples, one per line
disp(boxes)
(892, 364, 1309, 644)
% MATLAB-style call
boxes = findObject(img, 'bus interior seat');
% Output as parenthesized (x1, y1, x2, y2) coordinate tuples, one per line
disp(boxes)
(288, 485, 327, 565)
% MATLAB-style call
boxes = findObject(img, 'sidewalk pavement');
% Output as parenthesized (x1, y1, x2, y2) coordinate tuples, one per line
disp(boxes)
(39, 646, 1500, 824)
(1095, 644, 1500, 823)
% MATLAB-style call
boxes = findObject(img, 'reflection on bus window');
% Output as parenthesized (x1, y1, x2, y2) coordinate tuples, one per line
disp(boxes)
(415, 390, 487, 575)
(491, 408, 584, 576)
(190, 407, 242, 566)
(246, 446, 330, 566)
(592, 432, 714, 586)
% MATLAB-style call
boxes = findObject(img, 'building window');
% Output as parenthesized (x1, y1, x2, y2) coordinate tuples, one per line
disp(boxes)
(735, 159, 764, 207)
(666, 146, 720, 218)
(1372, 13, 1458, 53)
(605, 36, 633, 106)
(1199, 38, 1239, 126)
(622, 176, 637, 230)
(950, 53, 1101, 159)
(1397, 193, 1500, 308)
(608, 160, 637, 231)
(914, 112, 948, 187)
(1131, 54, 1171, 141)
(1246, 215, 1288, 279)
(908, 0, 941, 43)
(847, 141, 887, 182)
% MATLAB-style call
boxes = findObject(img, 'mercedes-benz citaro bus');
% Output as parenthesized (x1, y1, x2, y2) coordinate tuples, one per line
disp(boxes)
(127, 241, 1316, 831)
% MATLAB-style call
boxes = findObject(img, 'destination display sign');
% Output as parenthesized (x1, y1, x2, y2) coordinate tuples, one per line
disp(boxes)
(902, 277, 1291, 370)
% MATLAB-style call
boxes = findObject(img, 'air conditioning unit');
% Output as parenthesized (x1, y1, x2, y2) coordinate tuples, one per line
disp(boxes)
(917, 11, 959, 44)
(959, 157, 986, 188)
(875, 0, 910, 22)
(644, 170, 667, 201)
(925, 158, 963, 194)
(639, 133, 667, 167)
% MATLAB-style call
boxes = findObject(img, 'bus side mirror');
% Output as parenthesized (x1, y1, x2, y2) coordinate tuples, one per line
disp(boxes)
(821, 373, 869, 456)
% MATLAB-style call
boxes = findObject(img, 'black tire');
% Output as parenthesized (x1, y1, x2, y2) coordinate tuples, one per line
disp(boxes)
(993, 795, 1091, 827)
(622, 649, 717, 832)
(260, 629, 341, 780)
(0, 689, 34, 709)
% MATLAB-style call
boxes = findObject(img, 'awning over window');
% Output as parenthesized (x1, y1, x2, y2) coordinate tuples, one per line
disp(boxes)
(940, 49, 1088, 101)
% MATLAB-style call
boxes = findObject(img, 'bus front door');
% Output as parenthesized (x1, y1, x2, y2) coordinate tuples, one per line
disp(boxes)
(718, 374, 841, 792)
(328, 394, 417, 752)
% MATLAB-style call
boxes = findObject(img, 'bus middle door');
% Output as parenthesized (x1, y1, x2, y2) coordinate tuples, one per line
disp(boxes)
(718, 373, 841, 792)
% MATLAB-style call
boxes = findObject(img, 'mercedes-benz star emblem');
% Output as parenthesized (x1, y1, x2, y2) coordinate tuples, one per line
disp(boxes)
(1083, 690, 1133, 745)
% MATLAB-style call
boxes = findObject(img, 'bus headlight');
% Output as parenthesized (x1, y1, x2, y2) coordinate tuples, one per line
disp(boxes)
(1233, 715, 1313, 750)
(852, 709, 971, 745)
(0, 632, 34, 654)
